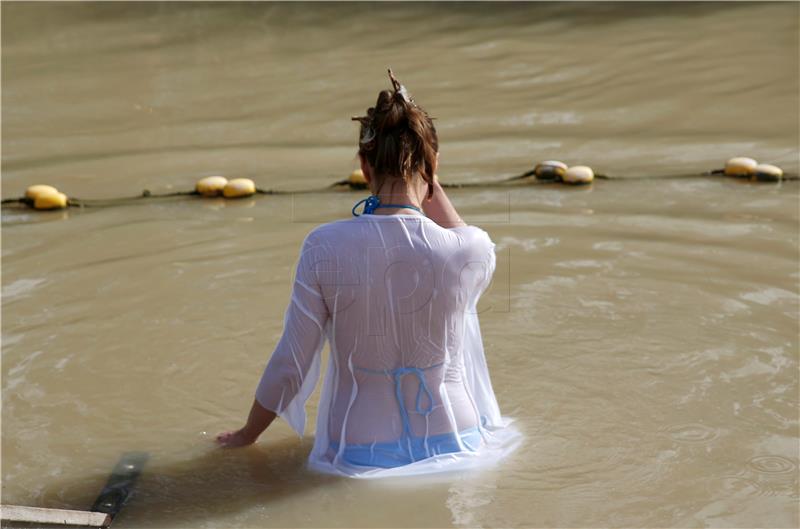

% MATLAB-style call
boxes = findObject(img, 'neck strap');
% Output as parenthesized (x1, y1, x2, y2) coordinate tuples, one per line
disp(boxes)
(352, 195, 424, 217)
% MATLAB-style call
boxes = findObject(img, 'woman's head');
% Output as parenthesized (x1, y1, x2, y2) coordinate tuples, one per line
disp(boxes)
(353, 69, 438, 200)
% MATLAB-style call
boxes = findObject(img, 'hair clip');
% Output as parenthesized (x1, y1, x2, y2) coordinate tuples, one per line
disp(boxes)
(388, 68, 415, 106)
(360, 126, 376, 144)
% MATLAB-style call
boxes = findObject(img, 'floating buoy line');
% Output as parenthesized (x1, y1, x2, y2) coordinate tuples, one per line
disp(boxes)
(2, 158, 796, 212)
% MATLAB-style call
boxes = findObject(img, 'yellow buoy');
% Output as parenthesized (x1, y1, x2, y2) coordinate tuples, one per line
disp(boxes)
(25, 185, 60, 200)
(33, 191, 68, 210)
(753, 163, 783, 182)
(724, 157, 758, 177)
(223, 178, 256, 198)
(534, 160, 568, 181)
(562, 165, 594, 185)
(196, 176, 228, 197)
(348, 169, 368, 187)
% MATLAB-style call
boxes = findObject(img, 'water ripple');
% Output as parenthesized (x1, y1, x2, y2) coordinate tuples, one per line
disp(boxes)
(662, 423, 719, 444)
(719, 474, 794, 497)
(747, 455, 797, 475)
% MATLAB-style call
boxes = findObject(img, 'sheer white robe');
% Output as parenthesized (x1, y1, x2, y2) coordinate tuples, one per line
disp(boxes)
(255, 213, 521, 478)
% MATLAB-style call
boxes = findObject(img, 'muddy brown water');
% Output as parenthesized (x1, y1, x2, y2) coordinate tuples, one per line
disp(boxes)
(2, 2, 798, 528)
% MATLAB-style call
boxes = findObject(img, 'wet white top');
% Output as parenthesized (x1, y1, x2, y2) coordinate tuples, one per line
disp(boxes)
(255, 213, 521, 478)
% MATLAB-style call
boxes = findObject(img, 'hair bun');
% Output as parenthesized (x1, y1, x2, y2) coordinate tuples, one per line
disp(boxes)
(373, 90, 407, 132)
(352, 70, 439, 199)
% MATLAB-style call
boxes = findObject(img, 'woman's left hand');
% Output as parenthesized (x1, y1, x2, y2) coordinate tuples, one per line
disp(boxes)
(215, 428, 257, 448)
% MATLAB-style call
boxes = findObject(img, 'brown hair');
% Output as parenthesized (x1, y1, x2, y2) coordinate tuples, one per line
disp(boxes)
(352, 69, 438, 199)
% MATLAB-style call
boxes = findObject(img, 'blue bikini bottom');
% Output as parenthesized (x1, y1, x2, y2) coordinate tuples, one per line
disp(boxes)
(330, 427, 482, 469)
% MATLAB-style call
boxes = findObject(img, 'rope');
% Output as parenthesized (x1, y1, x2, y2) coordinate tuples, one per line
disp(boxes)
(4, 169, 797, 211)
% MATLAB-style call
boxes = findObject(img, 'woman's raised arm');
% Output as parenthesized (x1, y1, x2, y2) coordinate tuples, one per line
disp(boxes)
(422, 178, 467, 229)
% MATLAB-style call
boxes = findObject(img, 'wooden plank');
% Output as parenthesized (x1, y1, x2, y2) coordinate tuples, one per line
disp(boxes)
(90, 451, 149, 521)
(1, 452, 148, 528)
(0, 505, 111, 527)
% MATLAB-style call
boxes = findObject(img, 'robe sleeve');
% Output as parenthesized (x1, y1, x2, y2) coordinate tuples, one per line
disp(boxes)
(452, 225, 505, 427)
(254, 232, 330, 436)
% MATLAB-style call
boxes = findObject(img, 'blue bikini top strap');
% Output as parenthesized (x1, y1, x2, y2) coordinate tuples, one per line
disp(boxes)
(354, 362, 444, 448)
(352, 195, 423, 217)
(377, 203, 423, 213)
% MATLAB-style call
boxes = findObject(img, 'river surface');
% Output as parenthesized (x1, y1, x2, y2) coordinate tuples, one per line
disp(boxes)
(2, 2, 798, 528)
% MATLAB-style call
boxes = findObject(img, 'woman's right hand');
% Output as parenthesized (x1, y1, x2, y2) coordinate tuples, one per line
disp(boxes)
(215, 400, 277, 448)
(424, 177, 466, 229)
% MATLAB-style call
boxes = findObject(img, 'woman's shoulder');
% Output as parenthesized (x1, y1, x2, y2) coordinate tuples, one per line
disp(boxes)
(447, 224, 495, 249)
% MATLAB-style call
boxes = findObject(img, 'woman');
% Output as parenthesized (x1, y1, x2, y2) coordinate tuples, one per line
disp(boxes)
(216, 70, 520, 478)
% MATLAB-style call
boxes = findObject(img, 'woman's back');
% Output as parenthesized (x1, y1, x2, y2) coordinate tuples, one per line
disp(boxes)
(311, 214, 497, 446)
